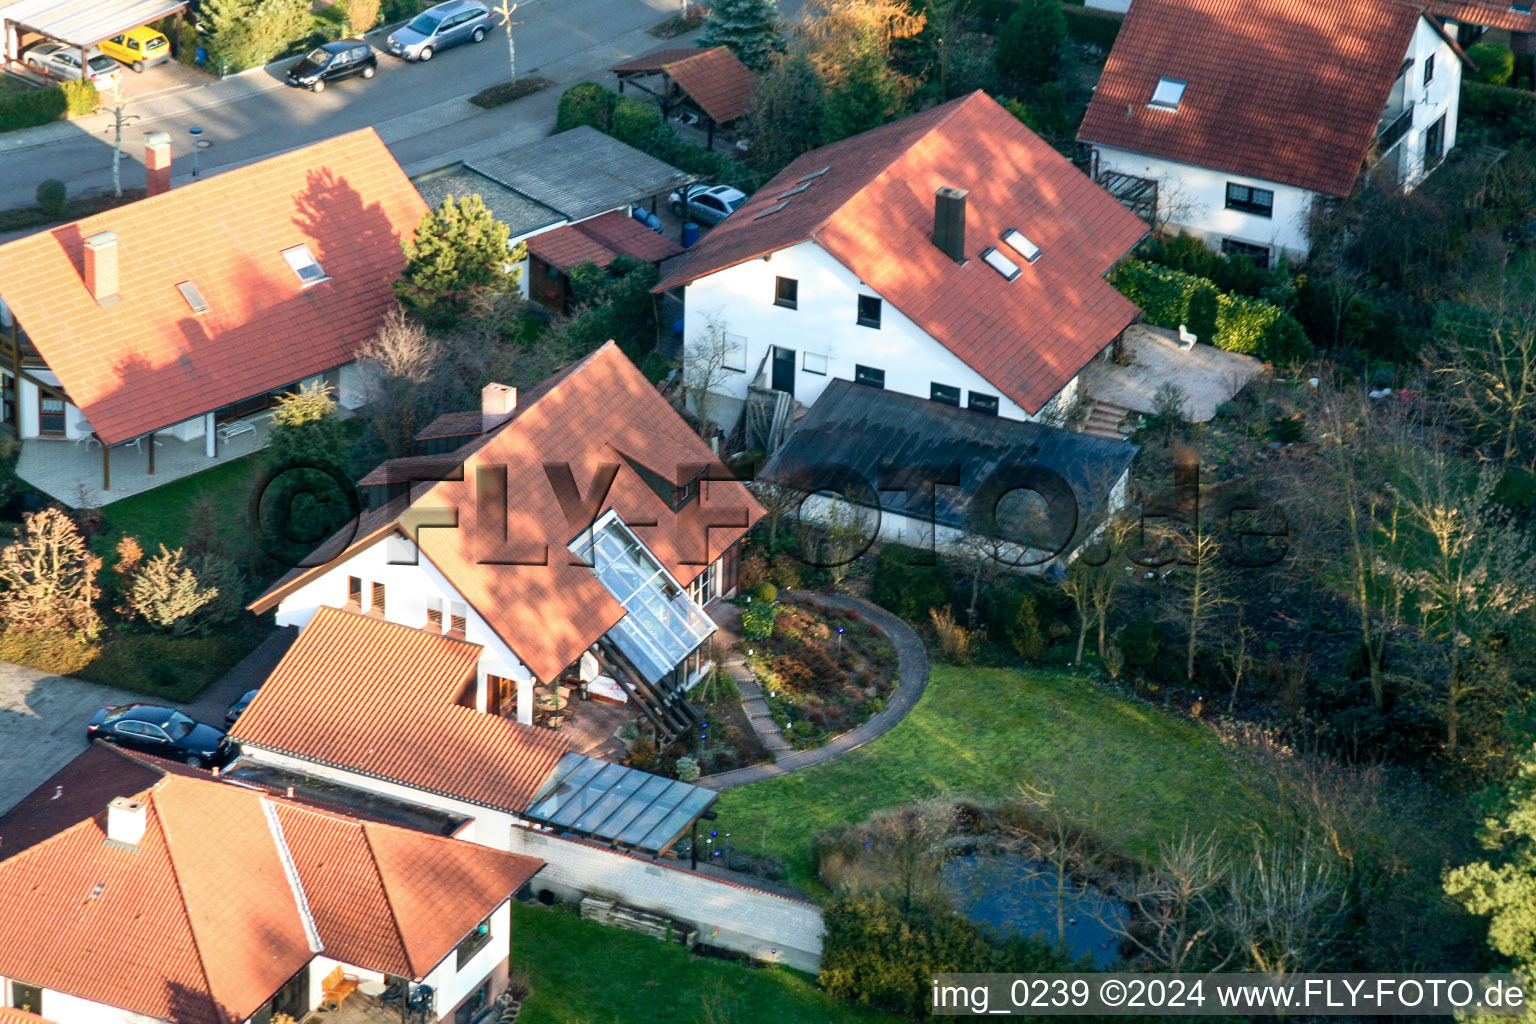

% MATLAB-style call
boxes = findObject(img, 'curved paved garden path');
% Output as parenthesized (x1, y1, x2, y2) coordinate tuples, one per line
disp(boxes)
(699, 593, 929, 791)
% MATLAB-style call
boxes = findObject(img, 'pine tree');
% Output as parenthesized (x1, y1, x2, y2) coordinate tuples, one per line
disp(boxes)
(748, 53, 829, 173)
(394, 194, 522, 328)
(699, 0, 786, 73)
(126, 545, 219, 635)
(994, 0, 1066, 86)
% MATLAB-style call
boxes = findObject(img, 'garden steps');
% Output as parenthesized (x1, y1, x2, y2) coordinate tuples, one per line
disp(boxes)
(720, 653, 794, 758)
(1079, 399, 1136, 441)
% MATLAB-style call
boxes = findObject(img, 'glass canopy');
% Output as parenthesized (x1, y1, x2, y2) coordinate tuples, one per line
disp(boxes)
(523, 752, 718, 854)
(571, 517, 714, 684)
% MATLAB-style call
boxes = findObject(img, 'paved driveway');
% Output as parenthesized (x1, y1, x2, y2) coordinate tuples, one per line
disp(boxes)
(0, 662, 137, 816)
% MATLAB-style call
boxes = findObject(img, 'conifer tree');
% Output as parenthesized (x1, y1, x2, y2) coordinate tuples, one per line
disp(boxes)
(700, 0, 786, 72)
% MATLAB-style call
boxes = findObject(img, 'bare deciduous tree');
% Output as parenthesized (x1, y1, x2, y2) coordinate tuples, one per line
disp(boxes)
(1220, 841, 1350, 975)
(1104, 831, 1233, 973)
(681, 312, 739, 442)
(0, 508, 102, 640)
(1433, 299, 1536, 469)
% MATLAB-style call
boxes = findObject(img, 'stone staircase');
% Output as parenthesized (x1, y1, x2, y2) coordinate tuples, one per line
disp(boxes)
(718, 651, 793, 756)
(1079, 399, 1137, 441)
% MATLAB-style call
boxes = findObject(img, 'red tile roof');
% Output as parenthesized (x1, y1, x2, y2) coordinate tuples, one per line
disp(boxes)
(527, 210, 684, 271)
(0, 1010, 52, 1024)
(0, 745, 540, 1024)
(231, 606, 570, 811)
(252, 342, 764, 684)
(1429, 0, 1533, 30)
(611, 46, 757, 124)
(655, 92, 1148, 415)
(1079, 0, 1432, 197)
(0, 129, 428, 445)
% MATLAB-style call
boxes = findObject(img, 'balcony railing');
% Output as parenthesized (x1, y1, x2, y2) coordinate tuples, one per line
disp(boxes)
(1377, 106, 1413, 153)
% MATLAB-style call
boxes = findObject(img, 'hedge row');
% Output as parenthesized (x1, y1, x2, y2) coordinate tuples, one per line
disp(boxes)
(0, 79, 95, 133)
(870, 543, 954, 622)
(1460, 80, 1536, 127)
(1112, 258, 1313, 365)
(1061, 4, 1123, 48)
(555, 82, 756, 193)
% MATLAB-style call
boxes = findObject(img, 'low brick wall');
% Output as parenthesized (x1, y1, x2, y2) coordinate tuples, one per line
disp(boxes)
(508, 826, 824, 973)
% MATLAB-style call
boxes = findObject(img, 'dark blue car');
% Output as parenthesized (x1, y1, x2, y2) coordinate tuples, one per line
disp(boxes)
(87, 704, 230, 768)
(225, 688, 259, 726)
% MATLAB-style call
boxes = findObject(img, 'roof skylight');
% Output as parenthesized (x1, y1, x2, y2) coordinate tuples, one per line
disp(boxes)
(754, 201, 790, 220)
(176, 280, 209, 314)
(981, 246, 1022, 282)
(1001, 229, 1042, 264)
(798, 166, 831, 183)
(1149, 77, 1187, 110)
(779, 182, 813, 199)
(282, 245, 327, 286)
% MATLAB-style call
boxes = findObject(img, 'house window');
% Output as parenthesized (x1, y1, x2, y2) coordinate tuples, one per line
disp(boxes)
(455, 914, 494, 969)
(774, 276, 798, 309)
(454, 983, 489, 1024)
(9, 982, 42, 1015)
(1425, 114, 1446, 167)
(802, 351, 827, 375)
(930, 383, 961, 406)
(426, 596, 444, 631)
(1224, 183, 1274, 217)
(38, 396, 65, 436)
(450, 600, 468, 634)
(968, 391, 999, 414)
(348, 576, 363, 607)
(855, 365, 885, 389)
(722, 333, 746, 373)
(1424, 53, 1435, 86)
(371, 581, 386, 614)
(281, 245, 327, 286)
(689, 560, 720, 605)
(487, 674, 517, 717)
(857, 295, 882, 328)
(1149, 77, 1186, 110)
(1221, 238, 1271, 269)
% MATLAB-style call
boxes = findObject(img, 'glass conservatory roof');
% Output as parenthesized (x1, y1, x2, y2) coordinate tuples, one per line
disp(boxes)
(523, 752, 718, 854)
(570, 516, 714, 684)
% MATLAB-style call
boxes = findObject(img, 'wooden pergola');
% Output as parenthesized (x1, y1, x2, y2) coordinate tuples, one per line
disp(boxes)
(611, 46, 757, 151)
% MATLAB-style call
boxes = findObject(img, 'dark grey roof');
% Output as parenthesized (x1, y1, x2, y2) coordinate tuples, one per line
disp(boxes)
(762, 379, 1138, 538)
(415, 168, 565, 239)
(466, 126, 696, 223)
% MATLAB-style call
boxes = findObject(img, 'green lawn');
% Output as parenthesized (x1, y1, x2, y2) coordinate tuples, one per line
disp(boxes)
(715, 666, 1278, 888)
(94, 454, 263, 567)
(509, 903, 905, 1024)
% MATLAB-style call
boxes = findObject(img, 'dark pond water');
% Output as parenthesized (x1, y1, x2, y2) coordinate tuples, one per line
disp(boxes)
(942, 853, 1130, 968)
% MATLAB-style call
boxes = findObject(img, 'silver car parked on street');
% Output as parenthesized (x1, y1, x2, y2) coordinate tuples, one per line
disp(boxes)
(386, 0, 495, 62)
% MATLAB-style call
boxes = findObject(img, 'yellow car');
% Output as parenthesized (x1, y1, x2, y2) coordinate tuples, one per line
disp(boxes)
(99, 26, 171, 72)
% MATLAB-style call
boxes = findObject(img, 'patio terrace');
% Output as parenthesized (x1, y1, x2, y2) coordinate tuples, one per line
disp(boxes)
(1080, 323, 1266, 423)
(16, 410, 274, 507)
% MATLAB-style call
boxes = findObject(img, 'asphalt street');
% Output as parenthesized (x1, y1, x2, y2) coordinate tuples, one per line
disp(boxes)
(0, 0, 791, 211)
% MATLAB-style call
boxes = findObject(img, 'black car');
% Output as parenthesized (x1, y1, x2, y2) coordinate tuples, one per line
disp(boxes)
(87, 704, 230, 768)
(225, 688, 259, 725)
(286, 40, 376, 92)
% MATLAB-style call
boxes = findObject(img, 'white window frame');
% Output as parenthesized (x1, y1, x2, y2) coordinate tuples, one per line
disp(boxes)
(282, 245, 328, 286)
(1149, 77, 1187, 110)
(802, 351, 827, 375)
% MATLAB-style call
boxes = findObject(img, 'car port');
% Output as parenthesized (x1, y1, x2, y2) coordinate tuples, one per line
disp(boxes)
(0, 0, 196, 99)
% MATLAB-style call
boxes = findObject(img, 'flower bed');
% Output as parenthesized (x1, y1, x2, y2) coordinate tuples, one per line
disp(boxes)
(747, 601, 897, 750)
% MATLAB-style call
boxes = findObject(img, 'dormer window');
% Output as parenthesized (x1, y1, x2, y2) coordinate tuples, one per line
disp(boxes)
(282, 245, 327, 286)
(1149, 77, 1186, 110)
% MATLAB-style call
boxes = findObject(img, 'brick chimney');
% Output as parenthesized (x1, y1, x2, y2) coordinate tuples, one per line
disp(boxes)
(145, 132, 172, 197)
(106, 796, 146, 847)
(482, 382, 517, 433)
(933, 187, 968, 264)
(84, 231, 121, 307)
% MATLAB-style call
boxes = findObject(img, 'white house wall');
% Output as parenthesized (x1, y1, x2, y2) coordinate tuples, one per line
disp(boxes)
(418, 900, 512, 1019)
(272, 532, 538, 724)
(1091, 146, 1315, 258)
(681, 240, 1066, 424)
(1399, 17, 1461, 187)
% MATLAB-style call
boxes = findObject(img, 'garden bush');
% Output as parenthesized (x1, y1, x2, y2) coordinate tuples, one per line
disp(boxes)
(35, 180, 67, 217)
(1467, 41, 1516, 86)
(741, 602, 777, 640)
(1459, 80, 1536, 137)
(750, 580, 778, 604)
(1118, 616, 1161, 670)
(60, 81, 98, 117)
(556, 81, 618, 133)
(0, 87, 67, 133)
(609, 95, 666, 150)
(1060, 3, 1122, 48)
(1112, 259, 1313, 364)
(1184, 280, 1219, 349)
(871, 543, 954, 622)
